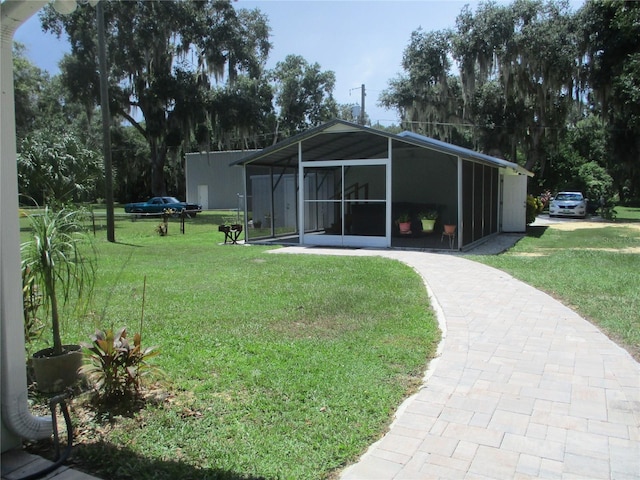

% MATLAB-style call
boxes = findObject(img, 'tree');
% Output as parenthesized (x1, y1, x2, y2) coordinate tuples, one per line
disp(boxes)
(337, 103, 368, 125)
(271, 54, 338, 138)
(453, 0, 578, 172)
(42, 0, 271, 197)
(379, 29, 464, 142)
(109, 125, 151, 203)
(13, 42, 49, 142)
(14, 42, 105, 205)
(18, 130, 102, 206)
(544, 116, 611, 196)
(579, 0, 640, 201)
(209, 75, 276, 150)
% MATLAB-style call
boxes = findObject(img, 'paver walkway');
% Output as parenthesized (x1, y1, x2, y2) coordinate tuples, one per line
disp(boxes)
(272, 247, 640, 479)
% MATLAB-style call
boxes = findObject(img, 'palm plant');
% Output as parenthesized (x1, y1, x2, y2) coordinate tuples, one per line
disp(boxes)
(21, 207, 96, 356)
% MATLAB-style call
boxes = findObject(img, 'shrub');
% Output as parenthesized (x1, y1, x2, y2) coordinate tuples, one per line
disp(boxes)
(81, 327, 161, 402)
(526, 194, 544, 225)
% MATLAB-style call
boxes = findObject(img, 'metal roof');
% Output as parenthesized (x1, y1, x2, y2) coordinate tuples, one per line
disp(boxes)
(232, 119, 533, 177)
(397, 130, 533, 176)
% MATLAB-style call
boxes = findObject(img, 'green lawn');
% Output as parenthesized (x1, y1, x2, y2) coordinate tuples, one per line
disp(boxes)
(23, 208, 640, 478)
(614, 205, 640, 222)
(471, 213, 640, 361)
(24, 211, 440, 480)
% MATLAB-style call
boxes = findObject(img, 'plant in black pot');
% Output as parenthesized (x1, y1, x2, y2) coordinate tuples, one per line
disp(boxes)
(21, 207, 97, 393)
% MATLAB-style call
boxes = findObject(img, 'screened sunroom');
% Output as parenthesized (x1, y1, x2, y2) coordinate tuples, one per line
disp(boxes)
(234, 120, 532, 250)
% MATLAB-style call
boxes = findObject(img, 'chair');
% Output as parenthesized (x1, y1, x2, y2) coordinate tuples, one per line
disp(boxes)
(441, 224, 456, 249)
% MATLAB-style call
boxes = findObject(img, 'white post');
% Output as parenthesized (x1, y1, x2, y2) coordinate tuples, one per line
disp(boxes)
(457, 157, 463, 249)
(298, 141, 304, 244)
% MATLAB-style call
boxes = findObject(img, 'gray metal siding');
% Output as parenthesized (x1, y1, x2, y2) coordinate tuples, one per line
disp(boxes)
(185, 151, 256, 209)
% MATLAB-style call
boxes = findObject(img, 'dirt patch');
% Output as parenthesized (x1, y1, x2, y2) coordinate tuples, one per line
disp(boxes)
(512, 247, 640, 256)
(548, 221, 640, 232)
(581, 247, 640, 253)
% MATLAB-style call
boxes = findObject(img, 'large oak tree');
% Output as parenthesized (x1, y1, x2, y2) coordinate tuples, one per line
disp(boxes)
(42, 0, 271, 197)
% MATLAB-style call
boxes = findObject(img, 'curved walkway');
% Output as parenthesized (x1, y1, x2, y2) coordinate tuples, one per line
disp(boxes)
(272, 247, 640, 479)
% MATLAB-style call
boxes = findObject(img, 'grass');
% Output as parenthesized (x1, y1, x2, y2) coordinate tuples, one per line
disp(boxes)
(23, 207, 640, 478)
(614, 205, 640, 222)
(23, 210, 440, 480)
(470, 215, 640, 361)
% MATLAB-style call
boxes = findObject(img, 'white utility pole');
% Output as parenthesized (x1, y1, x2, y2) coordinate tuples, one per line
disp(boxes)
(359, 84, 366, 125)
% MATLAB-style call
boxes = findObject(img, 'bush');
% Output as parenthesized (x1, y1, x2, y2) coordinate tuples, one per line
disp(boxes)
(526, 194, 544, 225)
(81, 327, 161, 402)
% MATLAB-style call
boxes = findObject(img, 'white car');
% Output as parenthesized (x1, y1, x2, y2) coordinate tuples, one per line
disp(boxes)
(549, 192, 587, 218)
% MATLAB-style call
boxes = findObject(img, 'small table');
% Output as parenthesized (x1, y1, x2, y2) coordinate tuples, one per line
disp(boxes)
(218, 224, 243, 244)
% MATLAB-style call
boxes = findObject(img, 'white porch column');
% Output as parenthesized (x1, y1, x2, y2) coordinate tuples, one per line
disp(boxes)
(456, 156, 463, 249)
(386, 137, 392, 248)
(297, 141, 304, 244)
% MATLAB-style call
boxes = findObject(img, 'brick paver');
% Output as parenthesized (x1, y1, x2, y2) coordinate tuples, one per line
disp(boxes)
(272, 246, 640, 479)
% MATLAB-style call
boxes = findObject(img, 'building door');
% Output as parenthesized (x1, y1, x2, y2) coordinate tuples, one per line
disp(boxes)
(197, 184, 209, 210)
(284, 176, 297, 228)
(300, 159, 390, 248)
(502, 174, 527, 232)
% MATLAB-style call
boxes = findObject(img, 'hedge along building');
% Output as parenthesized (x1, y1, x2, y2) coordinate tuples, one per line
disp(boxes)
(232, 120, 533, 250)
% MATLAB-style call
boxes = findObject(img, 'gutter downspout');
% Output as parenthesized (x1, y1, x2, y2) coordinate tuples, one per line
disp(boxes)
(1, 0, 53, 450)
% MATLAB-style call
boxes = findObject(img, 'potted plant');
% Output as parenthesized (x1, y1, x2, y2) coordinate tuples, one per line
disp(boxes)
(396, 213, 411, 234)
(443, 223, 456, 234)
(21, 207, 97, 393)
(418, 210, 438, 232)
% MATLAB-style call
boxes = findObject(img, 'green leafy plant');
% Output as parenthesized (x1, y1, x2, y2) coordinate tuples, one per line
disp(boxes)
(155, 223, 168, 236)
(20, 207, 96, 356)
(396, 212, 410, 223)
(156, 208, 175, 236)
(81, 327, 161, 401)
(418, 210, 438, 220)
(22, 265, 44, 347)
(526, 194, 544, 225)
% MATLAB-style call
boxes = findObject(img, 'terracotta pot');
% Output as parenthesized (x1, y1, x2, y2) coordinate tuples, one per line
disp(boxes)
(32, 345, 84, 393)
(444, 224, 456, 234)
(398, 221, 411, 234)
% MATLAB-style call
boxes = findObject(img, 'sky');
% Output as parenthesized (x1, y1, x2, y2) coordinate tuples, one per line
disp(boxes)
(14, 0, 583, 126)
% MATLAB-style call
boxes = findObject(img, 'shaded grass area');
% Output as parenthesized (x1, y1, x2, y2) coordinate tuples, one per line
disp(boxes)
(472, 221, 640, 361)
(24, 212, 440, 480)
(614, 206, 640, 223)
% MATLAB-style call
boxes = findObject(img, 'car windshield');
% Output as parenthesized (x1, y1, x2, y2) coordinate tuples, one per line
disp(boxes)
(555, 193, 583, 201)
(163, 197, 181, 203)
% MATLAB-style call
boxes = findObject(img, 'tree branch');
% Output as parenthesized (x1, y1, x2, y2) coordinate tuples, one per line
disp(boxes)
(117, 108, 147, 138)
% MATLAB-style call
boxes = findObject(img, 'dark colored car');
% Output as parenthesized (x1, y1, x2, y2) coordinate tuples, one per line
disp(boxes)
(124, 197, 202, 216)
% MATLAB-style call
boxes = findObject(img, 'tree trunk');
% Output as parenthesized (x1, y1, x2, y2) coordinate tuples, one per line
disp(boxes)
(149, 138, 167, 197)
(46, 273, 63, 356)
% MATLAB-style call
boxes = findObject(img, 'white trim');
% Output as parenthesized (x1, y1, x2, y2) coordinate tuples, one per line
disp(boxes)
(300, 156, 391, 248)
(300, 158, 389, 168)
(305, 233, 387, 248)
(298, 141, 304, 245)
(456, 156, 463, 250)
(386, 138, 393, 248)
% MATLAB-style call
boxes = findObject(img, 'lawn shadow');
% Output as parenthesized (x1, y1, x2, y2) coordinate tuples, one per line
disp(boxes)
(35, 441, 271, 480)
(525, 225, 548, 238)
(615, 213, 640, 223)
